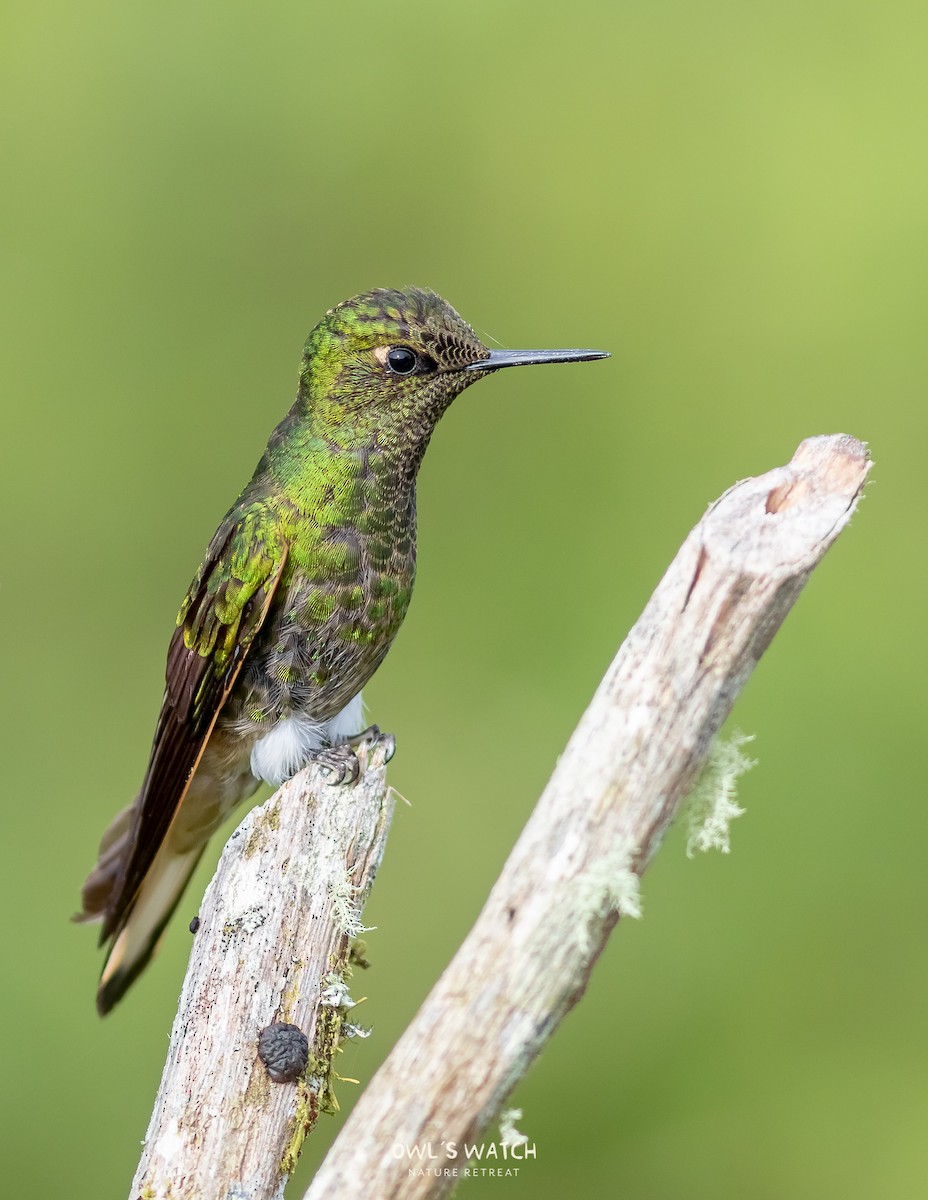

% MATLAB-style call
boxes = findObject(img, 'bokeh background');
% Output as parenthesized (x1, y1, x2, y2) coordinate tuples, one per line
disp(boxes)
(2, 1, 926, 1196)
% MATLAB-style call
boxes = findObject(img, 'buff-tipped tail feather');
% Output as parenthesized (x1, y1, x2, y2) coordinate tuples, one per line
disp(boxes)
(76, 806, 204, 1015)
(95, 844, 204, 1015)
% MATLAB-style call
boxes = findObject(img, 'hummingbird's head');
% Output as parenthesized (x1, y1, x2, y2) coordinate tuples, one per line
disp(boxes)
(297, 286, 608, 450)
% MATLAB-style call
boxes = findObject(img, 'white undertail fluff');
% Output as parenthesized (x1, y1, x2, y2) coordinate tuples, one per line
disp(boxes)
(249, 691, 366, 786)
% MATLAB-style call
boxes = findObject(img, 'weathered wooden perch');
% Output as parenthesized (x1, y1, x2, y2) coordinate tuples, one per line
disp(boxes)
(130, 737, 395, 1200)
(131, 434, 870, 1200)
(303, 434, 870, 1200)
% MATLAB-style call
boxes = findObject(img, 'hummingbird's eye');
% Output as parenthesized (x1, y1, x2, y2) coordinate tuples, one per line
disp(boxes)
(386, 346, 419, 376)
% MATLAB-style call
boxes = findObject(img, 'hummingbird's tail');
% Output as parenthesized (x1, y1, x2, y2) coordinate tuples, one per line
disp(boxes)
(96, 842, 205, 1015)
(76, 805, 204, 1015)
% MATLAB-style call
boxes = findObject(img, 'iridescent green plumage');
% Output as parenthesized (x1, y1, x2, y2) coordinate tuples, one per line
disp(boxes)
(77, 286, 608, 1013)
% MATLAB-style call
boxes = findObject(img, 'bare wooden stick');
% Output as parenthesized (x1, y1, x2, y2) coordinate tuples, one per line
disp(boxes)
(303, 434, 870, 1200)
(130, 736, 395, 1200)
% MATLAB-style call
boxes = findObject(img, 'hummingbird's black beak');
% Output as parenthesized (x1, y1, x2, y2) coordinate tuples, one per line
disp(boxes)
(465, 348, 610, 371)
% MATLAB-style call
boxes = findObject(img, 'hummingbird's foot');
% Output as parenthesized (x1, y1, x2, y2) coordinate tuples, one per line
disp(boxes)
(312, 727, 396, 784)
(313, 744, 362, 786)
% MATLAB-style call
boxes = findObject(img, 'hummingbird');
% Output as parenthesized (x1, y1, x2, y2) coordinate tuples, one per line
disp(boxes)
(77, 286, 609, 1014)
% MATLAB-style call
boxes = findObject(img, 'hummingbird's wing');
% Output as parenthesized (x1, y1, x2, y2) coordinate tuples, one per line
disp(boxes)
(100, 515, 289, 943)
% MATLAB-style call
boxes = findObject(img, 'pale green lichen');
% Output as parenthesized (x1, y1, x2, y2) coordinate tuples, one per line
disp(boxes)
(686, 731, 756, 857)
(327, 865, 376, 938)
(342, 1021, 372, 1040)
(319, 970, 356, 1009)
(575, 836, 642, 949)
(499, 1108, 529, 1149)
(606, 844, 642, 920)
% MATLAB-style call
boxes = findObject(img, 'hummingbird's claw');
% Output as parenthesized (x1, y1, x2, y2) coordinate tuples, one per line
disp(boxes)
(313, 744, 362, 786)
(348, 725, 396, 765)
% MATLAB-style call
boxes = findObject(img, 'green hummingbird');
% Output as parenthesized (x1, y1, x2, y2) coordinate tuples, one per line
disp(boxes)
(77, 286, 609, 1014)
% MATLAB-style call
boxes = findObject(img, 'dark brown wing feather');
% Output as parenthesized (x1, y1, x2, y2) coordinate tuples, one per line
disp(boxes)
(100, 526, 288, 942)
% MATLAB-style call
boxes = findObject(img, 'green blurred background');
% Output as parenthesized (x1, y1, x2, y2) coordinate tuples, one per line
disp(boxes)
(2, 1, 926, 1196)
